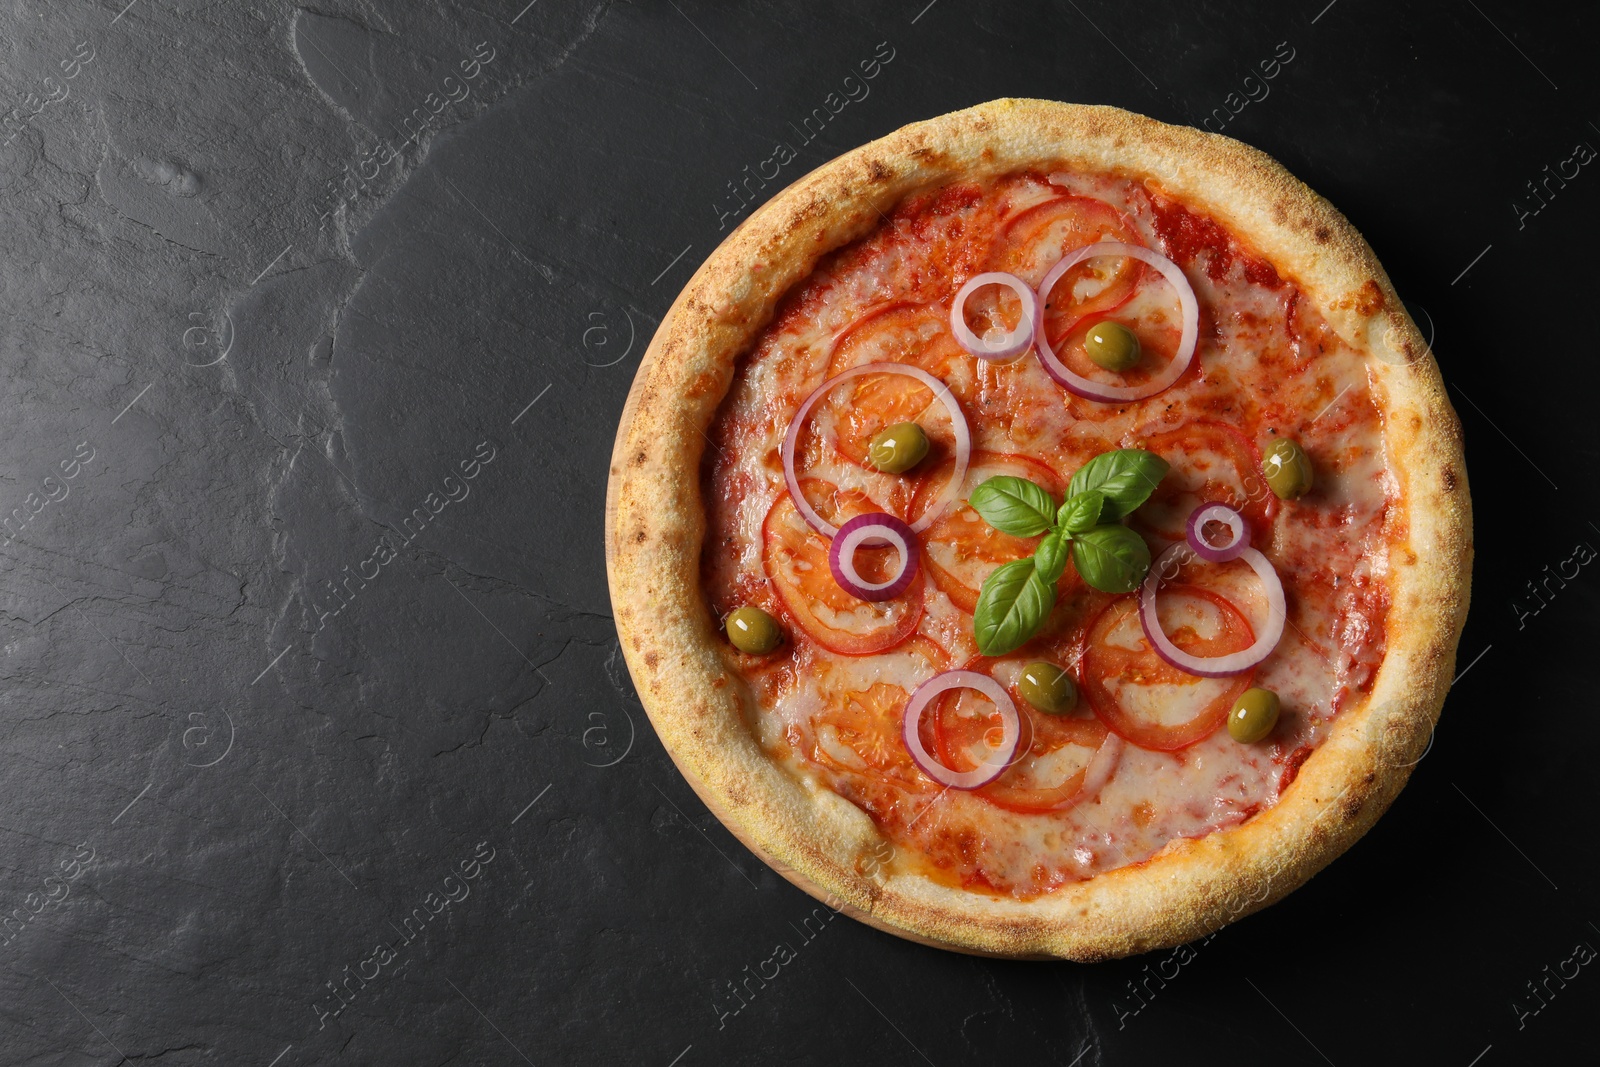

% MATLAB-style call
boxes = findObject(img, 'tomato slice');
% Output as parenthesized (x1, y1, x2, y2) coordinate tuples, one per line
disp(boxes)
(909, 451, 1071, 614)
(990, 195, 1146, 330)
(762, 489, 924, 656)
(808, 637, 952, 785)
(1132, 420, 1278, 545)
(786, 305, 971, 516)
(927, 674, 1009, 768)
(828, 300, 969, 378)
(812, 683, 920, 783)
(929, 654, 1120, 813)
(1045, 309, 1185, 395)
(1080, 588, 1256, 751)
(825, 300, 972, 409)
(982, 714, 1115, 814)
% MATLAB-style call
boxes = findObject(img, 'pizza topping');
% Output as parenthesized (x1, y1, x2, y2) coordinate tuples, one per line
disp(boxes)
(901, 669, 1021, 788)
(949, 271, 1038, 361)
(1134, 421, 1276, 546)
(969, 475, 1060, 537)
(725, 606, 783, 655)
(1034, 241, 1199, 403)
(812, 681, 926, 785)
(763, 491, 925, 656)
(994, 192, 1146, 335)
(826, 301, 975, 405)
(1068, 526, 1151, 594)
(977, 715, 1122, 813)
(1018, 660, 1079, 714)
(781, 362, 972, 537)
(1227, 686, 1281, 743)
(969, 449, 1169, 655)
(1082, 590, 1255, 750)
(868, 422, 930, 474)
(829, 513, 921, 602)
(702, 169, 1398, 896)
(1083, 320, 1142, 372)
(912, 452, 1068, 615)
(1186, 501, 1251, 563)
(930, 656, 1123, 812)
(1262, 437, 1315, 500)
(1140, 534, 1286, 678)
(1065, 448, 1173, 523)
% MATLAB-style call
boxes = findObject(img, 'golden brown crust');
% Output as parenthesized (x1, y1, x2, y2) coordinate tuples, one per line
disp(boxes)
(605, 99, 1473, 959)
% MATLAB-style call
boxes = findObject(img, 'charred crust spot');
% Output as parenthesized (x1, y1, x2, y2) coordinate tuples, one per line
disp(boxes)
(634, 529, 647, 544)
(644, 651, 659, 670)
(911, 146, 936, 162)
(1354, 279, 1385, 316)
(1442, 465, 1458, 493)
(1271, 203, 1288, 225)
(633, 450, 648, 467)
(1313, 224, 1332, 244)
(865, 159, 891, 183)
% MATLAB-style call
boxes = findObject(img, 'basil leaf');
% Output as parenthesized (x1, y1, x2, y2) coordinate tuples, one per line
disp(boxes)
(1034, 530, 1068, 585)
(1056, 490, 1105, 535)
(968, 476, 1058, 538)
(974, 558, 1056, 656)
(1067, 449, 1170, 522)
(1071, 525, 1153, 593)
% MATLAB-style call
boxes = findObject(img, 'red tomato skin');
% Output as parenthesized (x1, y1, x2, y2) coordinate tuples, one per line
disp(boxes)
(1079, 589, 1256, 752)
(761, 493, 925, 657)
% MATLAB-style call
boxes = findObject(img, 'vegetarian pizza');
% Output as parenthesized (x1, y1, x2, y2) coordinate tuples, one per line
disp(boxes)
(606, 100, 1471, 959)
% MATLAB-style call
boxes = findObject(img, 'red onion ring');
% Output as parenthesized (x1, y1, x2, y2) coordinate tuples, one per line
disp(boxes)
(1138, 541, 1285, 678)
(1185, 501, 1250, 563)
(901, 670, 1021, 789)
(828, 513, 919, 602)
(1034, 241, 1199, 402)
(780, 362, 971, 538)
(949, 272, 1037, 361)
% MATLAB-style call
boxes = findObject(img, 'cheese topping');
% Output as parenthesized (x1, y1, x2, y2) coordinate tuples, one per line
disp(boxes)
(702, 170, 1394, 898)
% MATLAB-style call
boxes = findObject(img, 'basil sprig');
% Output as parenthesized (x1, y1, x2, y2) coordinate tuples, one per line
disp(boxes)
(969, 449, 1167, 656)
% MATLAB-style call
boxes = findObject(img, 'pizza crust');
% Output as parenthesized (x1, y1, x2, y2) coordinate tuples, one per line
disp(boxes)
(606, 99, 1472, 959)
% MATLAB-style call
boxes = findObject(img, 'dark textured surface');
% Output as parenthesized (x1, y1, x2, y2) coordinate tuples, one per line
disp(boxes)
(0, 1, 1593, 1063)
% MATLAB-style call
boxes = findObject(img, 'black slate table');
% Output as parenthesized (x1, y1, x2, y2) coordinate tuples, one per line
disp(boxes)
(1, 1, 1593, 1064)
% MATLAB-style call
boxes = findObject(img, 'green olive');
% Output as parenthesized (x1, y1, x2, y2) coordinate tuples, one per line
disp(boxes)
(1084, 321, 1142, 372)
(1262, 438, 1314, 500)
(1227, 687, 1281, 743)
(725, 606, 782, 655)
(1018, 661, 1079, 715)
(868, 422, 930, 474)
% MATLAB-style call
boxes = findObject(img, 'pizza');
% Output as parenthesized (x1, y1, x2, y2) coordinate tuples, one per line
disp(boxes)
(606, 100, 1471, 959)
